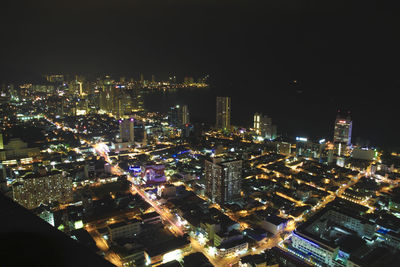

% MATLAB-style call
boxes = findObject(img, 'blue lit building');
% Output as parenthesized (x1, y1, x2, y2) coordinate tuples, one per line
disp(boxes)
(286, 199, 400, 267)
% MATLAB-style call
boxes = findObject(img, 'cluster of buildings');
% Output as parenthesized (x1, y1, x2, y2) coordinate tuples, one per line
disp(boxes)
(2, 75, 400, 267)
(289, 198, 400, 266)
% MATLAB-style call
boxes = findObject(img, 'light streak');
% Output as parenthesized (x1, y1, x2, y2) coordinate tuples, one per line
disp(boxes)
(44, 115, 184, 236)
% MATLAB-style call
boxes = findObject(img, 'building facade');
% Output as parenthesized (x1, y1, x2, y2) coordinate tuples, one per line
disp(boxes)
(205, 157, 242, 204)
(108, 219, 142, 241)
(253, 113, 277, 140)
(333, 114, 352, 156)
(119, 118, 135, 143)
(12, 169, 73, 210)
(168, 105, 190, 127)
(216, 96, 231, 131)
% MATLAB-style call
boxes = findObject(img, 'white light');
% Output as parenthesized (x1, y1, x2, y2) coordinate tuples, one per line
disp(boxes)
(208, 247, 217, 257)
(162, 249, 182, 263)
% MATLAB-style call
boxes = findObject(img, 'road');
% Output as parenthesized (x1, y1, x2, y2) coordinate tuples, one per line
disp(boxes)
(46, 116, 185, 235)
(46, 115, 315, 266)
(45, 116, 186, 265)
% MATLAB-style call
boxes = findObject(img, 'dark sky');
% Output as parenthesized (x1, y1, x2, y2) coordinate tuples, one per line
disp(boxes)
(1, 0, 399, 149)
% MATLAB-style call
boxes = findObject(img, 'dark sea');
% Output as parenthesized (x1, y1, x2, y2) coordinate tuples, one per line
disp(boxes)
(144, 85, 398, 151)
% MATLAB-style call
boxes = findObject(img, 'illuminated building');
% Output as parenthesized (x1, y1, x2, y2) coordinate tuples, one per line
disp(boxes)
(288, 200, 385, 266)
(333, 113, 352, 156)
(12, 168, 73, 210)
(45, 74, 64, 83)
(119, 118, 135, 143)
(181, 105, 189, 125)
(168, 105, 190, 127)
(276, 142, 291, 155)
(217, 239, 248, 258)
(32, 84, 55, 94)
(97, 76, 130, 116)
(99, 80, 112, 112)
(132, 87, 144, 111)
(142, 165, 166, 184)
(253, 113, 262, 135)
(216, 96, 231, 131)
(295, 138, 323, 159)
(0, 133, 3, 150)
(253, 113, 277, 140)
(260, 215, 287, 235)
(32, 205, 55, 226)
(0, 138, 40, 161)
(205, 157, 242, 204)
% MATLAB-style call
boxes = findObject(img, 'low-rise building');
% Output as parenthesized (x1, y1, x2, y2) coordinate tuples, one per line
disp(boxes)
(108, 219, 142, 241)
(141, 211, 162, 224)
(32, 205, 55, 226)
(260, 215, 287, 235)
(217, 238, 248, 258)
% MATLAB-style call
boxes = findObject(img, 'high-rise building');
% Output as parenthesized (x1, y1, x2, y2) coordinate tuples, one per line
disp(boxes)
(12, 169, 73, 210)
(45, 74, 64, 83)
(140, 73, 144, 84)
(205, 157, 242, 204)
(133, 87, 144, 111)
(0, 133, 3, 150)
(119, 118, 134, 143)
(333, 114, 352, 145)
(216, 97, 231, 131)
(168, 105, 190, 127)
(181, 105, 189, 125)
(333, 113, 352, 156)
(253, 113, 277, 140)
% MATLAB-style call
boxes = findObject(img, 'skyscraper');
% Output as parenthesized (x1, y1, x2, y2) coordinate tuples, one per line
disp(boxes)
(253, 113, 277, 140)
(205, 157, 242, 204)
(140, 73, 144, 85)
(333, 112, 352, 156)
(0, 133, 3, 150)
(181, 105, 190, 125)
(216, 96, 231, 131)
(333, 114, 352, 144)
(119, 118, 134, 143)
(168, 105, 190, 127)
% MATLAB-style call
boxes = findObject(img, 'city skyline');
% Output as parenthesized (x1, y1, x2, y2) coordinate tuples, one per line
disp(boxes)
(1, 1, 400, 267)
(1, 73, 397, 151)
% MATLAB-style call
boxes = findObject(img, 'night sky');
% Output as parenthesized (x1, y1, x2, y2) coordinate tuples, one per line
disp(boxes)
(1, 0, 399, 149)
